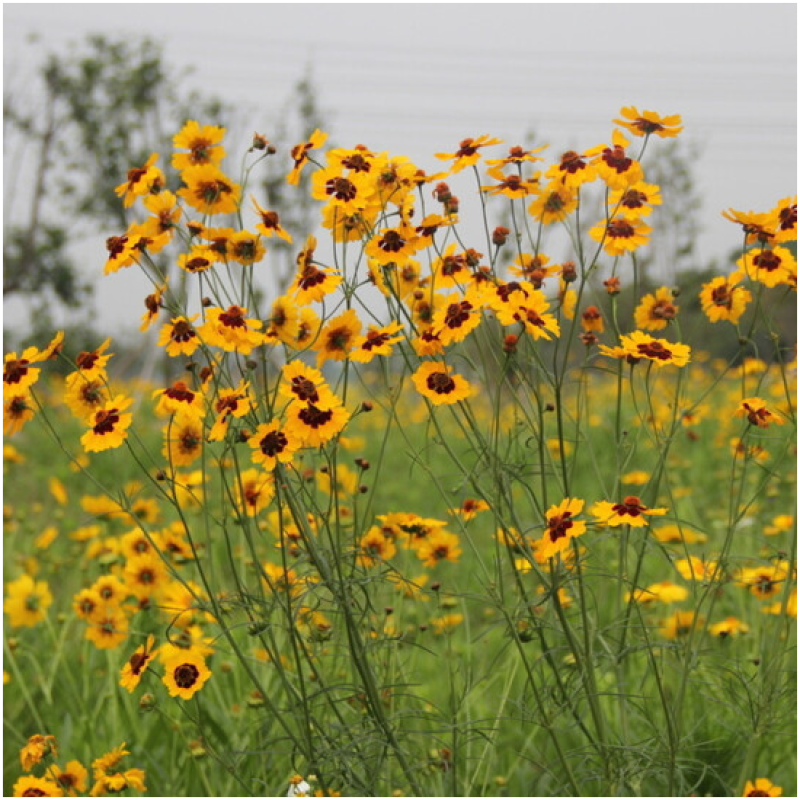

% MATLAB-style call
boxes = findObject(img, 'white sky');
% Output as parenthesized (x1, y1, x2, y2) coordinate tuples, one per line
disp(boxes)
(3, 2, 797, 338)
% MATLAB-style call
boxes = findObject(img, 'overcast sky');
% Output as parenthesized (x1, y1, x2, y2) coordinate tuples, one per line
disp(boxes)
(3, 3, 797, 337)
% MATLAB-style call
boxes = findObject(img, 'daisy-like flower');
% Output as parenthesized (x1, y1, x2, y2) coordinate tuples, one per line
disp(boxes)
(535, 498, 587, 560)
(448, 498, 490, 522)
(289, 235, 343, 305)
(589, 217, 652, 257)
(285, 400, 351, 448)
(432, 286, 486, 347)
(618, 331, 691, 367)
(709, 616, 749, 639)
(115, 153, 163, 208)
(349, 321, 405, 364)
(236, 468, 275, 516)
(3, 332, 64, 394)
(581, 305, 604, 334)
(733, 245, 796, 289)
(252, 197, 293, 242)
(45, 760, 89, 797)
(772, 196, 797, 244)
(634, 287, 679, 331)
(416, 530, 462, 568)
(737, 563, 789, 599)
(431, 243, 472, 288)
(481, 168, 540, 198)
(172, 120, 226, 171)
(411, 362, 473, 406)
(613, 107, 683, 139)
(591, 496, 668, 527)
(140, 284, 165, 331)
(139, 190, 182, 239)
(249, 420, 301, 470)
(157, 315, 201, 358)
(80, 396, 134, 453)
(179, 163, 241, 216)
(626, 581, 688, 605)
(311, 165, 373, 213)
(163, 412, 204, 468)
(357, 526, 397, 567)
(545, 149, 597, 189)
(287, 128, 328, 186)
(13, 775, 64, 797)
(742, 778, 782, 797)
(365, 225, 419, 267)
(84, 606, 130, 650)
(735, 397, 785, 429)
(486, 143, 548, 167)
(19, 734, 58, 771)
(162, 648, 212, 699)
(227, 230, 266, 267)
(609, 181, 663, 218)
(435, 135, 503, 173)
(119, 635, 158, 693)
(699, 275, 752, 324)
(660, 610, 702, 639)
(493, 284, 561, 341)
(153, 380, 204, 419)
(279, 362, 337, 409)
(722, 208, 778, 245)
(528, 180, 579, 225)
(3, 390, 35, 436)
(199, 305, 265, 355)
(177, 245, 217, 275)
(314, 308, 362, 367)
(207, 381, 253, 441)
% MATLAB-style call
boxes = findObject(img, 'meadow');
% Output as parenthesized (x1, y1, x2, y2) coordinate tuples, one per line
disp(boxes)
(3, 111, 796, 797)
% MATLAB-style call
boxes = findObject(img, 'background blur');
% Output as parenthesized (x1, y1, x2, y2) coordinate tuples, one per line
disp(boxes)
(3, 3, 797, 346)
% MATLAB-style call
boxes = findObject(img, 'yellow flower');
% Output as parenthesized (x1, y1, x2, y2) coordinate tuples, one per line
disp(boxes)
(80, 396, 134, 453)
(699, 275, 752, 324)
(3, 390, 35, 436)
(609, 181, 663, 218)
(13, 775, 64, 797)
(734, 245, 796, 289)
(285, 400, 350, 448)
(435, 135, 503, 173)
(172, 120, 226, 171)
(535, 498, 587, 560)
(708, 616, 749, 639)
(735, 397, 785, 429)
(411, 362, 473, 406)
(634, 287, 679, 331)
(416, 530, 462, 568)
(249, 421, 301, 470)
(45, 760, 89, 797)
(589, 216, 652, 257)
(4, 574, 53, 628)
(743, 778, 782, 797)
(236, 468, 275, 516)
(178, 163, 241, 215)
(157, 316, 201, 358)
(162, 648, 212, 700)
(314, 308, 362, 367)
(84, 607, 130, 650)
(287, 129, 327, 186)
(618, 331, 691, 368)
(613, 107, 683, 138)
(626, 581, 688, 605)
(163, 412, 204, 468)
(114, 153, 163, 208)
(252, 197, 293, 242)
(660, 610, 702, 639)
(19, 733, 58, 771)
(119, 635, 158, 693)
(358, 526, 397, 567)
(591, 496, 667, 528)
(528, 180, 578, 225)
(199, 305, 265, 355)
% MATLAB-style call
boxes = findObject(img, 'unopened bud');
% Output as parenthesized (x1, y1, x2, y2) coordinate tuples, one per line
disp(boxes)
(561, 261, 577, 283)
(492, 226, 510, 247)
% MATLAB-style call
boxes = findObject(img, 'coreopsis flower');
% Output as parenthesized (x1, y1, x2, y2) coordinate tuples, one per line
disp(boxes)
(162, 648, 212, 700)
(200, 225, 235, 260)
(199, 305, 265, 355)
(486, 143, 548, 167)
(119, 635, 158, 693)
(3, 390, 35, 435)
(314, 308, 362, 367)
(591, 496, 668, 527)
(507, 252, 554, 284)
(115, 153, 163, 208)
(435, 135, 503, 173)
(289, 307, 323, 351)
(481, 167, 540, 198)
(618, 331, 691, 367)
(287, 128, 328, 185)
(660, 610, 702, 639)
(412, 362, 473, 406)
(535, 498, 587, 559)
(589, 217, 652, 257)
(179, 163, 241, 215)
(580, 305, 604, 334)
(311, 165, 373, 213)
(358, 526, 397, 567)
(634, 287, 679, 331)
(289, 235, 343, 305)
(651, 524, 707, 545)
(264, 295, 300, 345)
(84, 606, 130, 650)
(709, 616, 749, 639)
(19, 734, 58, 771)
(251, 197, 293, 242)
(365, 225, 419, 267)
(208, 381, 254, 441)
(153, 380, 204, 419)
(285, 400, 351, 448)
(613, 107, 683, 138)
(733, 245, 796, 289)
(157, 315, 201, 358)
(140, 190, 182, 239)
(416, 530, 462, 568)
(626, 581, 688, 605)
(227, 230, 266, 267)
(140, 283, 166, 331)
(431, 613, 464, 634)
(163, 412, 204, 467)
(493, 284, 561, 341)
(609, 181, 663, 218)
(91, 762, 147, 796)
(431, 286, 486, 346)
(3, 332, 63, 393)
(177, 245, 216, 274)
(737, 563, 789, 599)
(735, 397, 785, 429)
(321, 203, 377, 243)
(448, 498, 490, 521)
(764, 514, 795, 536)
(722, 208, 778, 246)
(371, 153, 420, 203)
(13, 775, 64, 797)
(45, 760, 89, 797)
(528, 180, 579, 225)
(104, 232, 141, 274)
(771, 196, 797, 244)
(545, 149, 596, 189)
(280, 362, 338, 409)
(172, 120, 226, 171)
(349, 321, 405, 363)
(699, 275, 752, 324)
(431, 243, 472, 288)
(249, 421, 301, 470)
(742, 778, 782, 797)
(236, 468, 275, 516)
(81, 396, 134, 453)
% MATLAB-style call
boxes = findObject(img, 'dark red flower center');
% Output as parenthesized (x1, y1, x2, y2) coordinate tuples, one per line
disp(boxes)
(174, 663, 200, 689)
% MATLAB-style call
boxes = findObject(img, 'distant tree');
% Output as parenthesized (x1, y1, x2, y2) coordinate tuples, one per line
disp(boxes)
(3, 34, 226, 320)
